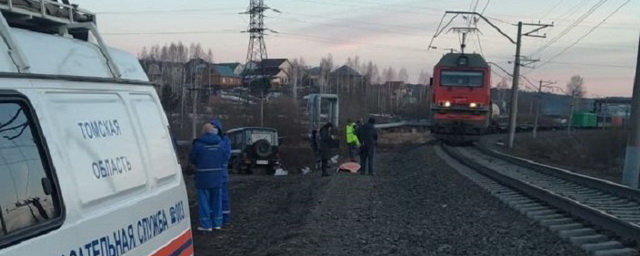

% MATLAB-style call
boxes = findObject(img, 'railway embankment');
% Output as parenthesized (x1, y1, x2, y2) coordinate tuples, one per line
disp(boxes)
(480, 130, 627, 183)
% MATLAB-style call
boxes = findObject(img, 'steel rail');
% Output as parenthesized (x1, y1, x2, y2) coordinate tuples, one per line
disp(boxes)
(441, 144, 640, 244)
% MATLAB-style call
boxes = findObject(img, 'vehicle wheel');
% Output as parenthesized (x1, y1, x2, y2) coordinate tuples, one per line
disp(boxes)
(253, 139, 272, 158)
(230, 158, 241, 174)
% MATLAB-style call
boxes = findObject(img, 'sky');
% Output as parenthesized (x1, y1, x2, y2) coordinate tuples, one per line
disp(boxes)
(73, 0, 640, 97)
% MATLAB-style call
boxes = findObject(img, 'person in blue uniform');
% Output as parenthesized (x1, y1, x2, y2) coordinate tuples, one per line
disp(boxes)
(210, 118, 232, 226)
(190, 123, 225, 231)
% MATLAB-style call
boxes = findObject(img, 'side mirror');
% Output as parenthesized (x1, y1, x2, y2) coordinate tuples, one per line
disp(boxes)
(41, 177, 53, 195)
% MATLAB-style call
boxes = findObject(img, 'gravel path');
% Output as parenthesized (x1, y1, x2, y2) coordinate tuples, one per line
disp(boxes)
(190, 145, 587, 256)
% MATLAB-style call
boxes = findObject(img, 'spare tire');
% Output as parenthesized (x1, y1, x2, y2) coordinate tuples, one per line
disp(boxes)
(253, 139, 272, 158)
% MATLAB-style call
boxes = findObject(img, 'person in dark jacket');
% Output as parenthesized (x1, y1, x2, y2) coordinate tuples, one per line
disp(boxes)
(318, 122, 336, 177)
(359, 118, 378, 175)
(211, 118, 232, 226)
(189, 123, 225, 231)
(310, 129, 321, 170)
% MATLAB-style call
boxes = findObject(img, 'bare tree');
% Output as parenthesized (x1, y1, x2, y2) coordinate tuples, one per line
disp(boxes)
(205, 49, 214, 63)
(566, 75, 586, 132)
(290, 57, 307, 100)
(189, 43, 206, 60)
(417, 70, 430, 85)
(345, 55, 362, 73)
(493, 77, 510, 112)
(139, 46, 149, 59)
(566, 75, 586, 98)
(383, 67, 396, 82)
(319, 54, 334, 93)
(398, 67, 409, 83)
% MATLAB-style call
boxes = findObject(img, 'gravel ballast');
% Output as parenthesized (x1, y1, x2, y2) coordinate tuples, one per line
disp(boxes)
(189, 145, 587, 256)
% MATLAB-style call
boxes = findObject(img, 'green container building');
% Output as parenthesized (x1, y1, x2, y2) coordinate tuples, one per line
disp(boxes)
(572, 112, 597, 128)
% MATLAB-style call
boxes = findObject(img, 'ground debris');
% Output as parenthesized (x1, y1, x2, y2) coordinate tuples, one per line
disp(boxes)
(189, 145, 587, 256)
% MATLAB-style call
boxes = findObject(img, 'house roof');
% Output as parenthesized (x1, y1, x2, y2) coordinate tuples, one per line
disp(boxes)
(332, 65, 362, 77)
(185, 58, 209, 67)
(260, 58, 289, 68)
(307, 67, 321, 76)
(263, 67, 284, 76)
(217, 62, 243, 70)
(245, 66, 286, 77)
(214, 65, 241, 78)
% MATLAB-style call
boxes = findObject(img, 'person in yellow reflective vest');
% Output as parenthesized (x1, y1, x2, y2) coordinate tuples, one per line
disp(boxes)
(345, 119, 361, 162)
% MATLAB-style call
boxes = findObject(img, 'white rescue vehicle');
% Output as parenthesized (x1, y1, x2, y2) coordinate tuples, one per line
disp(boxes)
(0, 1, 193, 256)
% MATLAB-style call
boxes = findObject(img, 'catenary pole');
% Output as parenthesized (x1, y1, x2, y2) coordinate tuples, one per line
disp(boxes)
(622, 34, 640, 188)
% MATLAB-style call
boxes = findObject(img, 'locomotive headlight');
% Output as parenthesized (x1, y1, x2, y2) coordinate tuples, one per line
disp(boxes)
(469, 102, 478, 108)
(443, 101, 451, 107)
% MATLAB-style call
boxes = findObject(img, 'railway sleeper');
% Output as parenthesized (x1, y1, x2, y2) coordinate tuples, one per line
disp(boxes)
(550, 223, 585, 232)
(570, 234, 610, 246)
(593, 248, 639, 256)
(531, 213, 567, 221)
(436, 145, 640, 256)
(526, 209, 559, 218)
(539, 218, 576, 227)
(582, 241, 624, 254)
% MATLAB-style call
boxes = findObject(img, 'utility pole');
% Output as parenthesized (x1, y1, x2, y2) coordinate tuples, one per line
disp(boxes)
(533, 80, 556, 139)
(623, 34, 640, 187)
(507, 22, 523, 148)
(242, 0, 278, 127)
(243, 0, 271, 67)
(567, 91, 577, 134)
(507, 22, 551, 148)
(191, 86, 198, 139)
(441, 12, 552, 148)
(260, 90, 265, 127)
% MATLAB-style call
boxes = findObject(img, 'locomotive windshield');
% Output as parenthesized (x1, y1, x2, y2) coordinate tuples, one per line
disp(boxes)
(440, 71, 484, 87)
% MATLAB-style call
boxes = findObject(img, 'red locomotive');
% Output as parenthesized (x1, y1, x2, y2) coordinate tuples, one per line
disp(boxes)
(430, 53, 492, 143)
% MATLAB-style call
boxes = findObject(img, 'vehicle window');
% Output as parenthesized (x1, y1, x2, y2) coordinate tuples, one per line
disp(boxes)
(0, 102, 61, 239)
(440, 71, 484, 87)
(249, 131, 275, 145)
(237, 133, 244, 147)
(227, 133, 238, 149)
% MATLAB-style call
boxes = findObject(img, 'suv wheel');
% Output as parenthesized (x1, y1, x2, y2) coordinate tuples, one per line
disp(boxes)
(253, 139, 272, 158)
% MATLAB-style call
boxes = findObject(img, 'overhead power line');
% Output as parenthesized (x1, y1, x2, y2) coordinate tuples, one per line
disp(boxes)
(271, 16, 431, 37)
(96, 8, 242, 15)
(275, 32, 427, 53)
(552, 0, 589, 22)
(333, 0, 443, 12)
(530, 0, 609, 56)
(541, 60, 634, 69)
(480, 0, 491, 15)
(534, 0, 632, 70)
(280, 0, 438, 15)
(281, 11, 431, 32)
(102, 30, 239, 35)
(540, 0, 565, 20)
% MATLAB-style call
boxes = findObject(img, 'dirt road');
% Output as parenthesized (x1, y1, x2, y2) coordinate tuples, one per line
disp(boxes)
(189, 145, 586, 256)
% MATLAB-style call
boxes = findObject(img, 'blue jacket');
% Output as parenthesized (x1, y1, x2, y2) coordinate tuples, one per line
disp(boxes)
(211, 119, 231, 182)
(189, 133, 224, 189)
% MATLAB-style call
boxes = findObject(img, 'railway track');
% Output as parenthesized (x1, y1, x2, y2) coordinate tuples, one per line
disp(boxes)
(437, 144, 640, 256)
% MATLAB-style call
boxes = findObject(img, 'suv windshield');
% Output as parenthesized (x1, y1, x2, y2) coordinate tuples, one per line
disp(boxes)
(440, 71, 484, 87)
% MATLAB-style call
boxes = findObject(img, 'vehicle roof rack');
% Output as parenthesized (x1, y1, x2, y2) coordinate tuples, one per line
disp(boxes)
(0, 0, 95, 32)
(0, 0, 121, 78)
